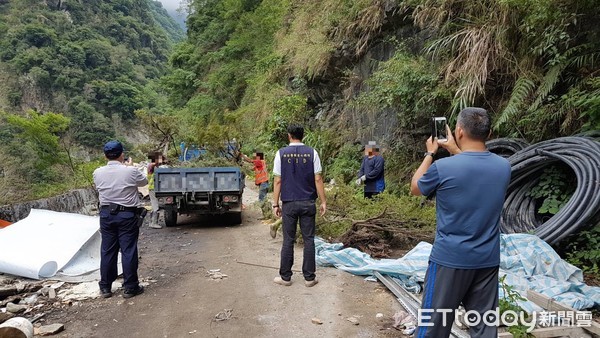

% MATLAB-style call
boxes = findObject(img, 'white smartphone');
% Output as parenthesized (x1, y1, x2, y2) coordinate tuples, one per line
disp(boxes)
(432, 117, 447, 141)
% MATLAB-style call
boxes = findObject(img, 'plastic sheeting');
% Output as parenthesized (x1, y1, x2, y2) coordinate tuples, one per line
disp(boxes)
(0, 209, 99, 280)
(316, 234, 600, 312)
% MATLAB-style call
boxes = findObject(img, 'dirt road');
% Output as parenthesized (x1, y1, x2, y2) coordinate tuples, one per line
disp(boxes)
(48, 188, 402, 338)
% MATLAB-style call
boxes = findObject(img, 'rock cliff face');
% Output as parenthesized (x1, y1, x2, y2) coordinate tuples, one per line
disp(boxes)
(0, 188, 98, 222)
(310, 12, 430, 147)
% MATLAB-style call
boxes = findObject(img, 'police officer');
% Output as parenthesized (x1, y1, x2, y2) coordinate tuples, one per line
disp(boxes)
(93, 141, 148, 298)
(272, 124, 327, 287)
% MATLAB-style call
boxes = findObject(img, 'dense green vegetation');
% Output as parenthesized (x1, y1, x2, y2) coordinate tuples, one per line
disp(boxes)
(0, 0, 598, 272)
(161, 0, 599, 272)
(165, 0, 599, 182)
(0, 0, 182, 204)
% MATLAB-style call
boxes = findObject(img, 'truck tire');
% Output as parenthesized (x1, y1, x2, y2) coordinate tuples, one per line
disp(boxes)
(231, 212, 242, 225)
(164, 208, 177, 227)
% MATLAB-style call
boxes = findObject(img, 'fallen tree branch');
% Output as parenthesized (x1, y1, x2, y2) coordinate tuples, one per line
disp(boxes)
(336, 209, 434, 258)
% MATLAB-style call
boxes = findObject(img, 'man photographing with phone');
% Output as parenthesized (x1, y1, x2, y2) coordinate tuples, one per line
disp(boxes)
(93, 141, 148, 299)
(410, 108, 511, 338)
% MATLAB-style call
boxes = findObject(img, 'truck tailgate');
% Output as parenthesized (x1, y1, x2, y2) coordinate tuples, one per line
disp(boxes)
(155, 167, 242, 193)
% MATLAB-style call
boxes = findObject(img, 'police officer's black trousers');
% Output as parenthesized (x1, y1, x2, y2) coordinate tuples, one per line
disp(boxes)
(99, 209, 140, 291)
(279, 200, 317, 281)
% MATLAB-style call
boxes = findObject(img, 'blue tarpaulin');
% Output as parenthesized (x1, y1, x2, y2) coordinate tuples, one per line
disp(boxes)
(316, 234, 600, 312)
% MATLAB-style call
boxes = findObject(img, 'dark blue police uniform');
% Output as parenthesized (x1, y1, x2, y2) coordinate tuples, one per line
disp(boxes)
(93, 141, 147, 298)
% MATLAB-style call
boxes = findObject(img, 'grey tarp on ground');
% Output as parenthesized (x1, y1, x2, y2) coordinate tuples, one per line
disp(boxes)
(316, 234, 600, 312)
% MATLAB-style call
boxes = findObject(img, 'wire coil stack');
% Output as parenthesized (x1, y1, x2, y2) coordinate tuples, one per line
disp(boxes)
(499, 136, 600, 244)
(486, 138, 530, 158)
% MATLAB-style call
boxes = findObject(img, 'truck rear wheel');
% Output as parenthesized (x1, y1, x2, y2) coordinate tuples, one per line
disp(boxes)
(231, 212, 242, 225)
(164, 208, 177, 227)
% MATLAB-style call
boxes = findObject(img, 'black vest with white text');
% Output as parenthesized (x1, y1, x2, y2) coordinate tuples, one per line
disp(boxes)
(280, 145, 317, 202)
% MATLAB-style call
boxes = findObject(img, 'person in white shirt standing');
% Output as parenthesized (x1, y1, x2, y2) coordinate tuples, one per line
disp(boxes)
(272, 124, 327, 287)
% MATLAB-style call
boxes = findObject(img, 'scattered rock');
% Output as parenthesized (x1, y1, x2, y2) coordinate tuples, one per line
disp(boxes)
(393, 311, 416, 329)
(22, 295, 38, 305)
(0, 296, 21, 308)
(376, 313, 384, 319)
(6, 302, 27, 314)
(57, 281, 104, 301)
(311, 317, 323, 325)
(346, 316, 359, 325)
(15, 283, 26, 293)
(402, 326, 416, 335)
(38, 323, 64, 336)
(30, 313, 46, 324)
(50, 282, 65, 290)
(214, 309, 233, 322)
(48, 288, 56, 299)
(38, 286, 50, 297)
(207, 270, 228, 280)
(0, 312, 15, 325)
(0, 285, 17, 299)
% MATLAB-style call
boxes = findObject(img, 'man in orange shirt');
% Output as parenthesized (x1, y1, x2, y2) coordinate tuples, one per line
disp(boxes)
(242, 151, 269, 202)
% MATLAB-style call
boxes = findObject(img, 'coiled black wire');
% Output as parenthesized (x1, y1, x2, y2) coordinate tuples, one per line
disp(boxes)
(499, 136, 600, 244)
(486, 138, 529, 158)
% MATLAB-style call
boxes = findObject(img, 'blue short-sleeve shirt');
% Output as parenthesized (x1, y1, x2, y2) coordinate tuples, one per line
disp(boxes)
(418, 152, 511, 269)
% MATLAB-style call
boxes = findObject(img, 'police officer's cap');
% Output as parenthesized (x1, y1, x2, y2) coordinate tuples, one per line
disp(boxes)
(104, 140, 124, 157)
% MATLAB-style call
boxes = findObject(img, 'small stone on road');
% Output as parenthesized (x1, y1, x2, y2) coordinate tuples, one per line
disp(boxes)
(346, 316, 359, 325)
(6, 302, 27, 314)
(38, 323, 65, 336)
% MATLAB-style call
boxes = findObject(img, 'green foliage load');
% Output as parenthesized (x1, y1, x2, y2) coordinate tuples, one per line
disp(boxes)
(179, 155, 239, 169)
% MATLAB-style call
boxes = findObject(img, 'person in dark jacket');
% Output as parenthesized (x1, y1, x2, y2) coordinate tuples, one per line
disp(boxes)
(356, 141, 385, 198)
(374, 146, 386, 193)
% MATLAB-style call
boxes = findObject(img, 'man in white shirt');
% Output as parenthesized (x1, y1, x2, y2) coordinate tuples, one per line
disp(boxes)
(272, 124, 327, 287)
